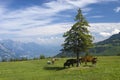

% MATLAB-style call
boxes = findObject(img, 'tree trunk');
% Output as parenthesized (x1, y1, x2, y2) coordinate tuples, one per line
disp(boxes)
(76, 52, 80, 67)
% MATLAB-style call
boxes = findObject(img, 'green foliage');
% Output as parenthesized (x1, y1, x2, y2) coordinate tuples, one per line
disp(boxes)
(21, 57, 28, 61)
(85, 52, 92, 56)
(40, 54, 45, 59)
(1, 58, 7, 62)
(60, 55, 66, 58)
(117, 53, 120, 56)
(9, 57, 28, 62)
(62, 8, 93, 66)
(33, 57, 39, 60)
(62, 8, 93, 53)
(56, 32, 120, 57)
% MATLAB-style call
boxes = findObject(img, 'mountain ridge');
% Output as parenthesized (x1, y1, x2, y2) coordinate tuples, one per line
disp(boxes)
(0, 39, 61, 60)
(0, 32, 120, 60)
(55, 32, 120, 57)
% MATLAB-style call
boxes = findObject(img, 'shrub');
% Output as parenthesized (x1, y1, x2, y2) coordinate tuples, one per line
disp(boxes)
(117, 53, 120, 56)
(33, 57, 39, 60)
(21, 57, 28, 61)
(60, 55, 66, 58)
(40, 54, 45, 59)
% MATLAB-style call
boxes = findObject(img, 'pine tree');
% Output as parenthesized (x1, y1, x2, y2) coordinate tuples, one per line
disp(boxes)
(62, 8, 93, 67)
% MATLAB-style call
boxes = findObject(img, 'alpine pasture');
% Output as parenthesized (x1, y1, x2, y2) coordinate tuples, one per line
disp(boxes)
(0, 56, 120, 80)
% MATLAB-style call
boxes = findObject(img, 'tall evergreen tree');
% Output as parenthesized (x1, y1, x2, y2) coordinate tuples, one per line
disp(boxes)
(62, 8, 93, 67)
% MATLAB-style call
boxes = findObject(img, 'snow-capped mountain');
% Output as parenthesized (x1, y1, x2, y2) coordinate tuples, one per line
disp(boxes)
(0, 40, 61, 60)
(0, 43, 16, 61)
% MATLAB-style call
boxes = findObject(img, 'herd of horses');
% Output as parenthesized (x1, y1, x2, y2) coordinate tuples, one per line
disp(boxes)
(64, 56, 97, 68)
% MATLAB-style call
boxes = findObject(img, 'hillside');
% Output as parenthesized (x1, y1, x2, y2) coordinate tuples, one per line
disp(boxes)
(92, 32, 120, 55)
(56, 32, 120, 57)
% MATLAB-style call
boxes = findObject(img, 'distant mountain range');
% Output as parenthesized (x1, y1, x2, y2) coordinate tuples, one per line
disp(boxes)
(0, 32, 120, 60)
(56, 32, 120, 57)
(0, 43, 15, 61)
(0, 40, 61, 60)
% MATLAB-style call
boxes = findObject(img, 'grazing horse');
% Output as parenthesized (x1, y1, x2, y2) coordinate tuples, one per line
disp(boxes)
(64, 59, 82, 68)
(64, 62, 71, 68)
(64, 59, 78, 68)
(80, 56, 97, 65)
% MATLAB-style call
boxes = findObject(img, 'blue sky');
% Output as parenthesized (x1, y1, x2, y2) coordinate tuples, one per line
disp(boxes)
(0, 0, 120, 45)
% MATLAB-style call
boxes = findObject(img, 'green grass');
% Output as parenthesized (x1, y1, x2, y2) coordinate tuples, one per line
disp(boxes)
(0, 56, 120, 80)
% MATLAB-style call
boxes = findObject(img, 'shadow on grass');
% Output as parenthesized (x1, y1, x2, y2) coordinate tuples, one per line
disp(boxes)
(44, 66, 65, 71)
(83, 64, 95, 67)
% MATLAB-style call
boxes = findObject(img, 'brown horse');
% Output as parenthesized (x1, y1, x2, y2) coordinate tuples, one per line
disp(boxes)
(80, 56, 97, 65)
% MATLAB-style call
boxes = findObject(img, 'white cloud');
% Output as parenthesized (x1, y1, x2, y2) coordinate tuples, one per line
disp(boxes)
(114, 7, 120, 13)
(89, 23, 120, 33)
(37, 37, 64, 45)
(111, 28, 120, 34)
(5, 22, 119, 44)
(99, 28, 120, 37)
(66, 0, 98, 7)
(89, 23, 120, 41)
(17, 23, 71, 37)
(0, 6, 6, 14)
(0, 0, 100, 38)
(100, 0, 118, 2)
(100, 32, 111, 37)
(89, 15, 104, 18)
(0, 0, 119, 44)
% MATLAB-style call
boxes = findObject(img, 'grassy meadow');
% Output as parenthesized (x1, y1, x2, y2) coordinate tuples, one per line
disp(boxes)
(0, 56, 120, 80)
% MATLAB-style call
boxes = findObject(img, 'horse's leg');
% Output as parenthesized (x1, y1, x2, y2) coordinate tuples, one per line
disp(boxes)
(92, 61, 94, 65)
(85, 61, 87, 65)
(68, 63, 70, 68)
(72, 63, 74, 67)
